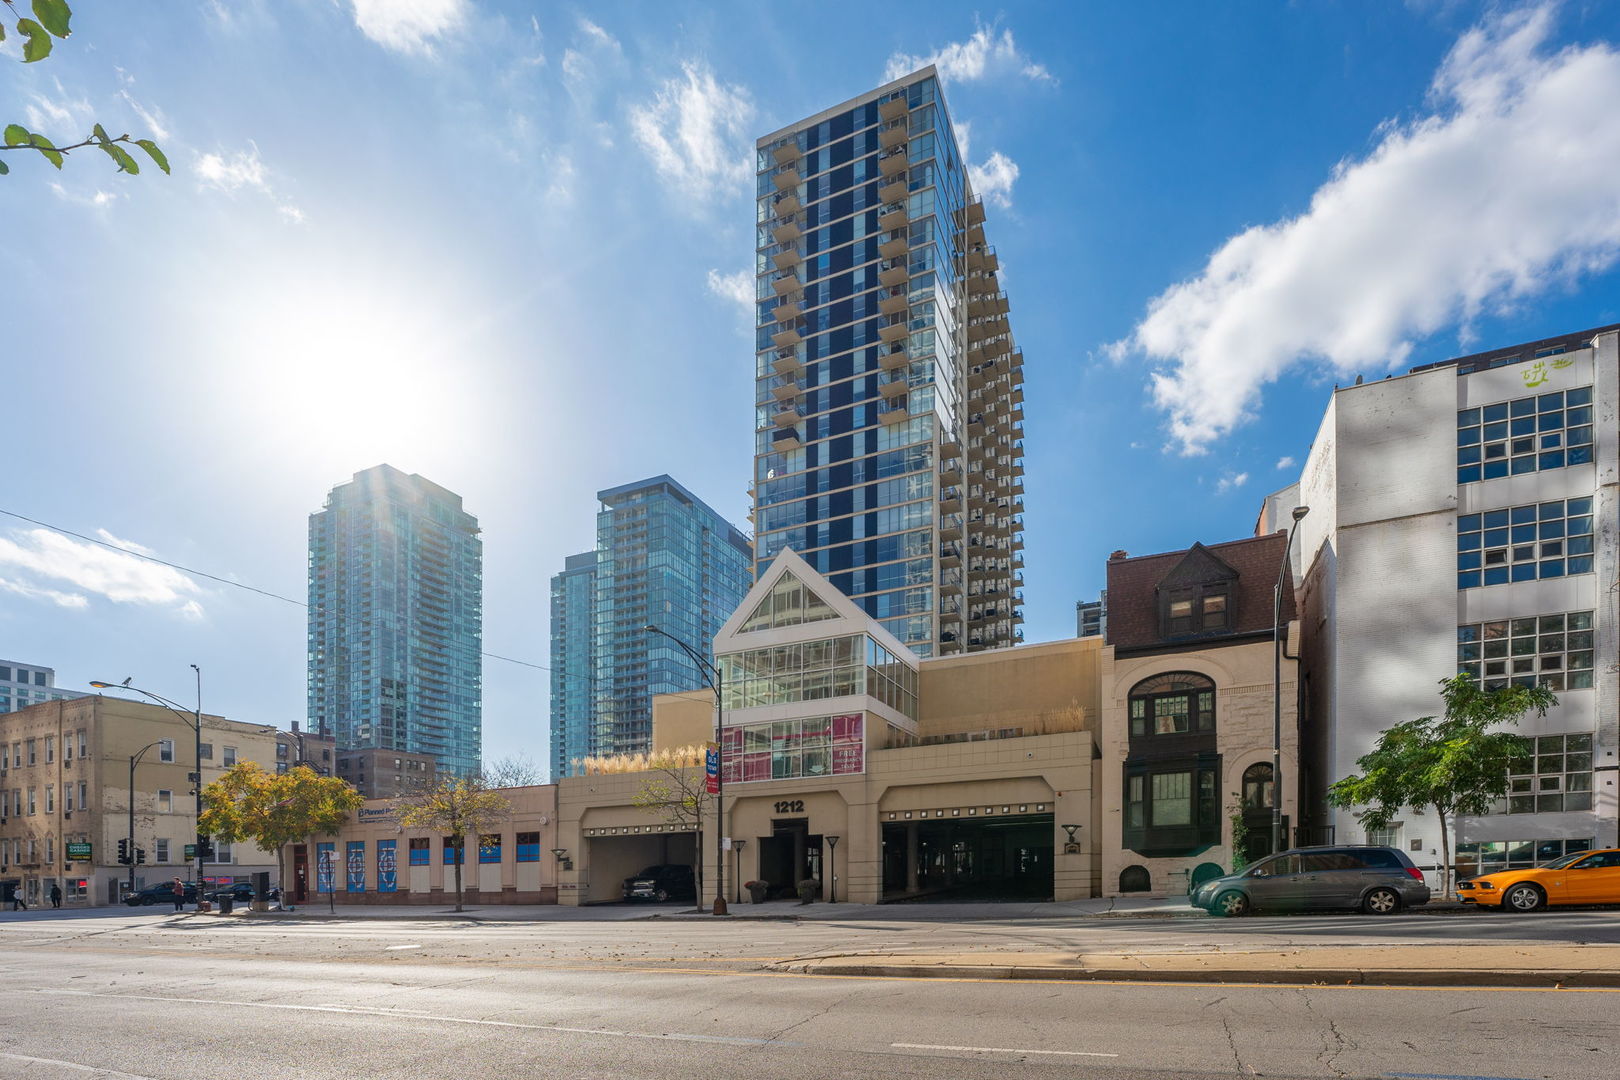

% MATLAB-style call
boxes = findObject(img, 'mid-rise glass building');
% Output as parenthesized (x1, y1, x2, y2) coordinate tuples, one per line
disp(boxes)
(549, 476, 752, 777)
(307, 465, 483, 777)
(752, 65, 1025, 657)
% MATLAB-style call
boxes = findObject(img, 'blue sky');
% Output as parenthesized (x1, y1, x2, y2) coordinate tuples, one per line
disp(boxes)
(4, 1, 1619, 768)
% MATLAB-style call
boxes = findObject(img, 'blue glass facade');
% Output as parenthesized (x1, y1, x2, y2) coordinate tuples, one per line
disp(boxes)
(549, 476, 752, 776)
(548, 551, 596, 781)
(753, 67, 1025, 657)
(307, 465, 483, 777)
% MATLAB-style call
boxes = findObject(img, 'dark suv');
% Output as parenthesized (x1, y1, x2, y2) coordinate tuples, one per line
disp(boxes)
(124, 882, 200, 907)
(1191, 845, 1431, 916)
(622, 864, 696, 903)
(208, 882, 279, 903)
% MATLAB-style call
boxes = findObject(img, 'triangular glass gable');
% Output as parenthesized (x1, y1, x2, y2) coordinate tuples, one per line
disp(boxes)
(738, 570, 840, 632)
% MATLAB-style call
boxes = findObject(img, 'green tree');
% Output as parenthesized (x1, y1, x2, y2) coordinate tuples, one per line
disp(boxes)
(1327, 674, 1555, 894)
(1, 1, 168, 176)
(394, 776, 512, 913)
(200, 762, 364, 903)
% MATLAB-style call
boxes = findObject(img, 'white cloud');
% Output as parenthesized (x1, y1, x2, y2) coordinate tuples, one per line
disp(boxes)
(706, 268, 754, 310)
(562, 17, 622, 87)
(119, 89, 171, 141)
(349, 0, 467, 58)
(1275, 455, 1296, 470)
(630, 61, 754, 201)
(576, 18, 620, 53)
(49, 183, 121, 209)
(1112, 6, 1620, 454)
(0, 577, 88, 609)
(969, 150, 1020, 209)
(1215, 470, 1250, 494)
(194, 143, 304, 223)
(885, 23, 1054, 85)
(23, 84, 92, 133)
(0, 528, 202, 615)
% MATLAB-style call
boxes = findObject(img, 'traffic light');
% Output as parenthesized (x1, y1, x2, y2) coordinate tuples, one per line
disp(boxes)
(117, 838, 131, 865)
(135, 847, 146, 864)
(195, 837, 215, 861)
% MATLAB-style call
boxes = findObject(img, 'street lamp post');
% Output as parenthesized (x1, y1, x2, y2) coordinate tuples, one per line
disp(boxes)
(127, 741, 163, 896)
(92, 667, 207, 900)
(824, 835, 839, 903)
(1272, 506, 1310, 859)
(643, 624, 728, 916)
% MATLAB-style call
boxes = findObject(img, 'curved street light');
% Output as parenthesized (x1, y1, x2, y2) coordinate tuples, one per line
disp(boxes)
(643, 624, 728, 915)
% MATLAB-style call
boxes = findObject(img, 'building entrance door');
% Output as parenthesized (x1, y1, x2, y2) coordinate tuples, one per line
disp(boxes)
(292, 844, 308, 903)
(757, 819, 821, 899)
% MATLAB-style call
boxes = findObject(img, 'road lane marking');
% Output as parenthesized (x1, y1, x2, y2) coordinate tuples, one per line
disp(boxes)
(0, 1051, 160, 1078)
(13, 988, 796, 1049)
(384, 944, 421, 950)
(894, 1043, 1117, 1058)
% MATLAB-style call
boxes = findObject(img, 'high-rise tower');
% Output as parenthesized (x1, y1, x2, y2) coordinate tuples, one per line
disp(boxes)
(549, 476, 752, 776)
(752, 66, 1025, 657)
(307, 464, 483, 777)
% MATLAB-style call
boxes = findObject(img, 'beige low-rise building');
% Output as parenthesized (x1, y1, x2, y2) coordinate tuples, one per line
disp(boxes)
(556, 550, 1102, 907)
(285, 784, 558, 905)
(1, 696, 280, 907)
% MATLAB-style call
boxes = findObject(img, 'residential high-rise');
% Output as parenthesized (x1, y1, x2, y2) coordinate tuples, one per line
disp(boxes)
(1076, 593, 1107, 639)
(752, 65, 1025, 658)
(0, 661, 86, 714)
(307, 465, 483, 777)
(548, 476, 752, 777)
(549, 551, 597, 781)
(1292, 324, 1619, 869)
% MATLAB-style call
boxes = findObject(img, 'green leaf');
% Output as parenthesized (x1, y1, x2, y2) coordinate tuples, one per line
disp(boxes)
(100, 141, 138, 174)
(135, 139, 169, 174)
(0, 158, 9, 176)
(26, 132, 63, 169)
(4, 124, 30, 147)
(16, 17, 52, 62)
(0, 21, 7, 42)
(92, 123, 109, 144)
(31, 0, 72, 39)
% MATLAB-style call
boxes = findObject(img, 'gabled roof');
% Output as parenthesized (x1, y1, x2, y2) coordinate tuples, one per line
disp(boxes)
(714, 548, 918, 663)
(1105, 532, 1296, 651)
(1156, 543, 1239, 590)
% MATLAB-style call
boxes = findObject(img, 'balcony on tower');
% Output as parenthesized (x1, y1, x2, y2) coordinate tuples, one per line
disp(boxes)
(878, 202, 909, 232)
(878, 372, 910, 400)
(771, 189, 801, 216)
(768, 240, 802, 271)
(773, 400, 804, 427)
(771, 320, 803, 349)
(878, 315, 909, 344)
(879, 94, 910, 122)
(772, 162, 802, 191)
(771, 348, 803, 378)
(878, 177, 908, 205)
(879, 286, 910, 316)
(771, 269, 800, 296)
(771, 427, 802, 450)
(879, 343, 910, 371)
(771, 378, 801, 402)
(770, 214, 802, 245)
(879, 398, 909, 424)
(959, 196, 986, 227)
(772, 295, 802, 324)
(878, 259, 909, 288)
(772, 138, 802, 166)
(879, 118, 909, 150)
(879, 231, 908, 260)
(878, 147, 909, 177)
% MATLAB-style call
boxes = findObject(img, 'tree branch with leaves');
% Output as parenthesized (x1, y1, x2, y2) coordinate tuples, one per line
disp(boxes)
(1327, 674, 1555, 895)
(199, 762, 364, 904)
(394, 776, 512, 913)
(1, 1, 168, 176)
(630, 758, 713, 907)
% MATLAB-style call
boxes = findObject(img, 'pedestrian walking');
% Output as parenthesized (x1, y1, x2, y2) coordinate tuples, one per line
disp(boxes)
(8, 890, 24, 911)
(171, 879, 185, 912)
(49, 884, 61, 909)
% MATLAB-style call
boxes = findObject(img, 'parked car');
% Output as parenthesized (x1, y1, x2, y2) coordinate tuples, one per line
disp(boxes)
(124, 882, 200, 907)
(622, 864, 696, 902)
(1191, 845, 1431, 916)
(207, 882, 279, 903)
(1456, 847, 1620, 911)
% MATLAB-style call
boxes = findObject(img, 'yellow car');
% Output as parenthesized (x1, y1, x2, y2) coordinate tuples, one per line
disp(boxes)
(1456, 848, 1620, 911)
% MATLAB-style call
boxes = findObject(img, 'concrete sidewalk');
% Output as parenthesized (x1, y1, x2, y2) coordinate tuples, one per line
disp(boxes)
(770, 943, 1620, 987)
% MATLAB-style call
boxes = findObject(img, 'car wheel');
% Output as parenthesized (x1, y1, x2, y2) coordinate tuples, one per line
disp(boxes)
(141, 896, 156, 906)
(655, 888, 669, 903)
(1362, 887, 1401, 915)
(1213, 890, 1249, 917)
(1503, 883, 1545, 913)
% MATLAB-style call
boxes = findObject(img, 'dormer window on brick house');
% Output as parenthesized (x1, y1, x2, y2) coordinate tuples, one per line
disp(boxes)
(1156, 544, 1239, 641)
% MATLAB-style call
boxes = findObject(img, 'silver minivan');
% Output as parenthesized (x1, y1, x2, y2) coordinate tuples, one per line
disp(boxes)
(1191, 845, 1432, 916)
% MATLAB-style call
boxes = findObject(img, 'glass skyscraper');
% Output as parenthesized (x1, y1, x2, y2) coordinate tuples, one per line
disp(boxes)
(307, 464, 483, 777)
(753, 65, 1025, 657)
(549, 476, 752, 777)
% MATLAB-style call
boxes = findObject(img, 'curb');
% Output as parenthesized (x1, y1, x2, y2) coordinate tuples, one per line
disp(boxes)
(769, 960, 1620, 988)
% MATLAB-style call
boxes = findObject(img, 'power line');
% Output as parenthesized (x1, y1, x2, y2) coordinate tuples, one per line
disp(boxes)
(0, 506, 594, 687)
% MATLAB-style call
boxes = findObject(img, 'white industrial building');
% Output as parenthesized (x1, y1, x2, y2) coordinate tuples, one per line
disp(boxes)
(1281, 324, 1618, 881)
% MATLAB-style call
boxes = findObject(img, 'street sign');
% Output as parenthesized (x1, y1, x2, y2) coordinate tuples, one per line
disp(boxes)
(705, 746, 719, 794)
(721, 837, 732, 851)
(184, 843, 197, 859)
(66, 842, 92, 862)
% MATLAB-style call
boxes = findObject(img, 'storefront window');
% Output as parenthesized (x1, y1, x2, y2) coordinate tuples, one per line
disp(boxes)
(721, 713, 864, 783)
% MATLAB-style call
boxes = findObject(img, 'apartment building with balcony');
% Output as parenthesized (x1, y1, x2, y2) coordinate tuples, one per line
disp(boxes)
(549, 477, 752, 776)
(307, 465, 484, 777)
(752, 66, 1026, 658)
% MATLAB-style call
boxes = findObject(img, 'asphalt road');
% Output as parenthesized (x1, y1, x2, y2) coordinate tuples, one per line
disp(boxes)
(1, 909, 1616, 1079)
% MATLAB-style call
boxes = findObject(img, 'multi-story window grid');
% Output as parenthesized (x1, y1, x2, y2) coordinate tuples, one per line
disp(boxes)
(1455, 498, 1594, 588)
(1457, 611, 1594, 691)
(1498, 733, 1594, 814)
(753, 69, 1024, 657)
(1456, 386, 1593, 483)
